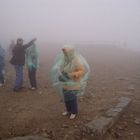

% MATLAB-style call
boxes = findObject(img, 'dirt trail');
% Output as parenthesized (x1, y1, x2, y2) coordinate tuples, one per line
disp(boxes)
(0, 45, 140, 140)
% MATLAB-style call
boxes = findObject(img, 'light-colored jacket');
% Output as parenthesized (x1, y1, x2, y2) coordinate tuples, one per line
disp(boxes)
(60, 47, 85, 90)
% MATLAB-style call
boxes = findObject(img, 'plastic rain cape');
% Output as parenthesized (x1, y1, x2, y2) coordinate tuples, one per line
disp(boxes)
(25, 44, 39, 70)
(51, 52, 90, 100)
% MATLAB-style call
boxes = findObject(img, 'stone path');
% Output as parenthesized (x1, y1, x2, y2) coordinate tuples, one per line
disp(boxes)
(85, 97, 132, 138)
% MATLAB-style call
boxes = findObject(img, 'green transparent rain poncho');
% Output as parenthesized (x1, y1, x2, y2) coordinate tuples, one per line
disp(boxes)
(51, 47, 90, 100)
(26, 44, 39, 70)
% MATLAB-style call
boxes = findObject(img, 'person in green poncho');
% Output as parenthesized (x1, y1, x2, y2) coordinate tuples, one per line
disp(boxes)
(51, 45, 88, 119)
(26, 43, 39, 90)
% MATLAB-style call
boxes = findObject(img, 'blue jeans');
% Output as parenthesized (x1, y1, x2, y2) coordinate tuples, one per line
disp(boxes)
(63, 90, 78, 114)
(14, 65, 23, 90)
(0, 65, 4, 84)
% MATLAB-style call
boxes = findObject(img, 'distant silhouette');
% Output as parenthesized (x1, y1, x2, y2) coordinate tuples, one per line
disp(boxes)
(0, 45, 5, 87)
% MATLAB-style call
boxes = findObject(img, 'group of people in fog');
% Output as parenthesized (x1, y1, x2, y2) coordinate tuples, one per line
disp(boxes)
(0, 39, 89, 120)
(0, 38, 38, 91)
(10, 38, 38, 91)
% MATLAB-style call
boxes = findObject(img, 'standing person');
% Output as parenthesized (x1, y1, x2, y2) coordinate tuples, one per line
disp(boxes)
(10, 38, 37, 92)
(26, 43, 39, 90)
(51, 45, 89, 119)
(0, 45, 5, 87)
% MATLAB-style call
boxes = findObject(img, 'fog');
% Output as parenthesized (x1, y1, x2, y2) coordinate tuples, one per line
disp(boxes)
(0, 0, 140, 48)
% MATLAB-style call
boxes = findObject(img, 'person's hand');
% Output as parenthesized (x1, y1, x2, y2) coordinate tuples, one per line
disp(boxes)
(57, 68, 62, 76)
(56, 66, 61, 75)
(68, 72, 75, 79)
(69, 72, 80, 79)
(32, 38, 37, 42)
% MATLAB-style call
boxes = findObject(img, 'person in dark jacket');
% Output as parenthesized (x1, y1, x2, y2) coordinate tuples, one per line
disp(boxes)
(0, 45, 5, 87)
(10, 38, 37, 92)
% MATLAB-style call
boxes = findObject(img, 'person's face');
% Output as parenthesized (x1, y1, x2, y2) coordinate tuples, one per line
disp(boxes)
(17, 39, 23, 45)
(62, 48, 68, 56)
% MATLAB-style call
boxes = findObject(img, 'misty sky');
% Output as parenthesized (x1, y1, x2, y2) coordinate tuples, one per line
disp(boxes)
(0, 0, 140, 46)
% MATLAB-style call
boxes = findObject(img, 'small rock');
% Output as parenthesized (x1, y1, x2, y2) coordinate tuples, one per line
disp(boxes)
(122, 115, 126, 118)
(74, 125, 78, 128)
(120, 91, 134, 96)
(63, 135, 69, 140)
(130, 114, 134, 118)
(118, 77, 129, 81)
(90, 93, 95, 97)
(134, 118, 140, 125)
(79, 97, 84, 102)
(134, 137, 139, 140)
(8, 131, 14, 136)
(101, 87, 106, 91)
(101, 81, 106, 84)
(47, 130, 55, 137)
(85, 95, 91, 99)
(114, 132, 121, 138)
(62, 124, 69, 128)
(90, 133, 94, 137)
(39, 91, 43, 94)
(118, 78, 125, 80)
(130, 132, 134, 135)
(68, 131, 73, 135)
(42, 128, 47, 132)
(81, 127, 87, 133)
(33, 128, 40, 134)
(8, 108, 12, 112)
(123, 121, 127, 125)
(41, 133, 50, 138)
(75, 135, 80, 140)
(127, 85, 135, 91)
(117, 126, 124, 130)
(82, 132, 85, 136)
(85, 118, 92, 121)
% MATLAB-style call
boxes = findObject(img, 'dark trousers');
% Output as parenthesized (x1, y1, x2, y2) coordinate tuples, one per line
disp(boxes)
(28, 67, 37, 88)
(63, 90, 78, 114)
(0, 65, 4, 84)
(14, 65, 23, 89)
